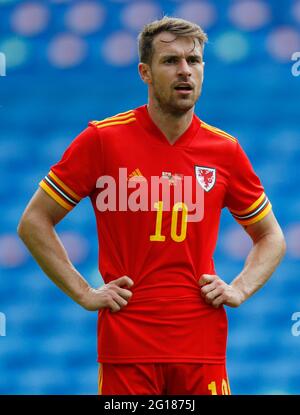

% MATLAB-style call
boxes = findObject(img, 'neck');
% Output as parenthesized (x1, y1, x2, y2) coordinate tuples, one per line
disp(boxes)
(147, 98, 194, 145)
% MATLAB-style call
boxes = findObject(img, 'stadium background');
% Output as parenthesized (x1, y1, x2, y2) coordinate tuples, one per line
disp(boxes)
(0, 0, 300, 394)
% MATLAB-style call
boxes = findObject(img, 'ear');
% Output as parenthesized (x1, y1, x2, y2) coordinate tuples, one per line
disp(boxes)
(138, 62, 152, 85)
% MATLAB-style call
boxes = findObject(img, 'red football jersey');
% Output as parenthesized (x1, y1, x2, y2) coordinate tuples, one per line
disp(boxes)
(40, 105, 272, 363)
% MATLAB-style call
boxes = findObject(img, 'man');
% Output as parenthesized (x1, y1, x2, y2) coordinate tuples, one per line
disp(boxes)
(18, 17, 286, 395)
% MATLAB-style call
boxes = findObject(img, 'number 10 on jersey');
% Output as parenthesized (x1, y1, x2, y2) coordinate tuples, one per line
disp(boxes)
(150, 201, 188, 243)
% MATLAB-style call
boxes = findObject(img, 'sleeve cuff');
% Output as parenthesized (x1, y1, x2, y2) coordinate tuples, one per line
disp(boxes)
(39, 170, 81, 211)
(229, 192, 272, 226)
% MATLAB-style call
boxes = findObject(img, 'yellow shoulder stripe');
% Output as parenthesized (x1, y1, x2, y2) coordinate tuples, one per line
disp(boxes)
(113, 109, 134, 117)
(93, 113, 135, 125)
(201, 121, 236, 139)
(94, 117, 136, 129)
(91, 110, 135, 126)
(201, 121, 237, 143)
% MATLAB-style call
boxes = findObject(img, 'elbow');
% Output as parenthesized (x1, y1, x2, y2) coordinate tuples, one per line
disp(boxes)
(261, 229, 286, 264)
(280, 233, 287, 260)
(17, 210, 37, 243)
(272, 230, 286, 263)
(17, 213, 29, 242)
(17, 208, 53, 244)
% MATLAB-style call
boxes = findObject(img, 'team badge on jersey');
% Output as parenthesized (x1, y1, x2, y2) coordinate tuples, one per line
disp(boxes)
(195, 166, 216, 192)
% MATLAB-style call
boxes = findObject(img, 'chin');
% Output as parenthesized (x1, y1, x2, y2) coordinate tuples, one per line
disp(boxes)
(171, 100, 195, 113)
(156, 95, 195, 115)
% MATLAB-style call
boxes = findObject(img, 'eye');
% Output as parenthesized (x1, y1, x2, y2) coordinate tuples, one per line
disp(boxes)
(164, 57, 177, 64)
(188, 56, 201, 64)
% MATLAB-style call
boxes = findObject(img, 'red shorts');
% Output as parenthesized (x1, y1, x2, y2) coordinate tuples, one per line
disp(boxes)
(98, 362, 231, 395)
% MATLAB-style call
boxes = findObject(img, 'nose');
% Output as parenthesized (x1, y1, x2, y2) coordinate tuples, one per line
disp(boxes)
(177, 58, 192, 77)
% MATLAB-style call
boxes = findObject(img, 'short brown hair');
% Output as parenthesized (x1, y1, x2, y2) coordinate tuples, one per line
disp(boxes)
(138, 16, 208, 64)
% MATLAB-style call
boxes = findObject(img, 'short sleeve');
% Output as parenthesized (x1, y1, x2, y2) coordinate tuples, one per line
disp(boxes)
(224, 142, 272, 226)
(39, 125, 102, 211)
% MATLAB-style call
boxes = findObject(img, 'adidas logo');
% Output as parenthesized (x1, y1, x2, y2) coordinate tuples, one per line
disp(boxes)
(128, 168, 144, 181)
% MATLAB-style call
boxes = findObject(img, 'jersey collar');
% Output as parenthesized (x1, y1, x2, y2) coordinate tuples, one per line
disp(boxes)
(134, 104, 201, 148)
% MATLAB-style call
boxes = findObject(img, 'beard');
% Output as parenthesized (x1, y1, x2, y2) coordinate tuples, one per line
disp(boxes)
(151, 79, 201, 117)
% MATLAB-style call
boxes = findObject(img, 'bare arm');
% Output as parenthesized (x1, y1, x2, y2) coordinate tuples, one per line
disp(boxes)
(17, 188, 133, 312)
(199, 211, 286, 308)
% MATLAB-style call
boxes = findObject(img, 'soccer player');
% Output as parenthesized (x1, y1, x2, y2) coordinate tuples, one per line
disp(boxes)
(18, 17, 286, 395)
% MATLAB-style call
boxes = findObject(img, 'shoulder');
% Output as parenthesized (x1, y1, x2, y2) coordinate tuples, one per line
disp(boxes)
(88, 109, 137, 132)
(198, 118, 238, 146)
(196, 118, 241, 169)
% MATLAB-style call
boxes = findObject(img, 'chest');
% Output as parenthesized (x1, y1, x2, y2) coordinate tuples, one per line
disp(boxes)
(99, 131, 231, 212)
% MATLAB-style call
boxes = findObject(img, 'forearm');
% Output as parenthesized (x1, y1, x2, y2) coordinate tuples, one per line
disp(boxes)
(18, 214, 90, 306)
(230, 232, 286, 303)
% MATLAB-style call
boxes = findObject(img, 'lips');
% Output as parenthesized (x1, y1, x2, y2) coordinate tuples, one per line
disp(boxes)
(174, 83, 193, 91)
